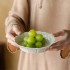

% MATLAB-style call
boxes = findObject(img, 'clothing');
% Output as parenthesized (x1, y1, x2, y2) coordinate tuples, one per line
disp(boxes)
(6, 0, 70, 70)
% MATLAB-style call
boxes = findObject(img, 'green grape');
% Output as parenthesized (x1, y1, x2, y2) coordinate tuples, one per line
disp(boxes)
(26, 44, 33, 48)
(23, 36, 29, 42)
(22, 41, 27, 47)
(27, 37, 36, 44)
(35, 34, 43, 41)
(28, 29, 37, 37)
(35, 41, 42, 48)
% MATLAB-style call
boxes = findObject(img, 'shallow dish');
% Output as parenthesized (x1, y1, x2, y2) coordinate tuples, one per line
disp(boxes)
(15, 31, 55, 53)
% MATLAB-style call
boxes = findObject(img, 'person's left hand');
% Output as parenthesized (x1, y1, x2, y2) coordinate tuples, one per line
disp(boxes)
(49, 30, 70, 51)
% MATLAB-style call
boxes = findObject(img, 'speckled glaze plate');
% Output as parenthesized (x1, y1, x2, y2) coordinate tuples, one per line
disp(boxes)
(15, 31, 55, 53)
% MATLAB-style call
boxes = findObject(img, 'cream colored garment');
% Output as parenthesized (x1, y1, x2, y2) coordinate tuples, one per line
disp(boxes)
(6, 0, 70, 70)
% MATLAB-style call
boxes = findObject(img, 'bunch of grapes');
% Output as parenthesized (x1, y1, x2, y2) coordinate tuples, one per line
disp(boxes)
(22, 29, 46, 48)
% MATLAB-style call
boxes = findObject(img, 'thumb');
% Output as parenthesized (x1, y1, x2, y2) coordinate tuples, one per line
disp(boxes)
(13, 24, 24, 35)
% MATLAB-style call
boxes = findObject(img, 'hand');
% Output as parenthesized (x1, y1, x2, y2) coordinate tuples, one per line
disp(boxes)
(6, 23, 25, 47)
(49, 30, 70, 51)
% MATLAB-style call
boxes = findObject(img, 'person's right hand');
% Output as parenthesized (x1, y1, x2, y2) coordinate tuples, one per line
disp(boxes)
(6, 22, 25, 51)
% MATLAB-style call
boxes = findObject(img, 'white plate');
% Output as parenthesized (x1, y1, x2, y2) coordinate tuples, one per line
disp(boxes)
(15, 31, 55, 53)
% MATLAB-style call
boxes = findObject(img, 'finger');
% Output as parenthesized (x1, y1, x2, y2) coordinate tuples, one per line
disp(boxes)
(49, 45, 61, 51)
(64, 30, 70, 34)
(50, 41, 62, 48)
(7, 39, 19, 47)
(6, 33, 15, 41)
(49, 41, 64, 50)
(64, 30, 70, 39)
(53, 31, 65, 37)
(13, 25, 24, 35)
(48, 47, 58, 51)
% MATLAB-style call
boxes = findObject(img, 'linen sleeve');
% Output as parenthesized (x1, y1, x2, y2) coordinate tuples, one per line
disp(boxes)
(5, 0, 29, 31)
(5, 0, 29, 53)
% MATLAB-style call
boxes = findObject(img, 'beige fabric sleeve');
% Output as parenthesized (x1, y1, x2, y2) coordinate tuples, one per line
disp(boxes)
(5, 0, 29, 31)
(5, 0, 29, 53)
